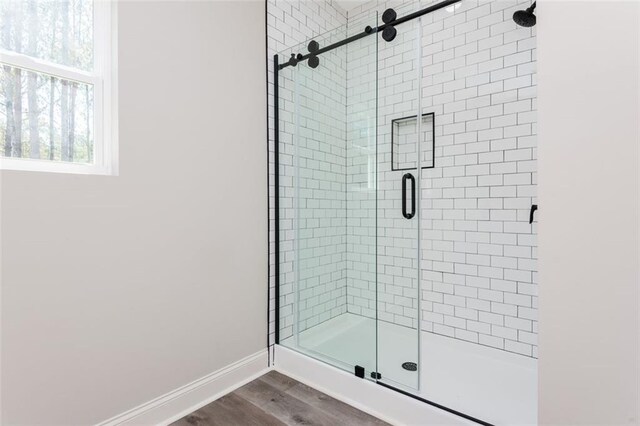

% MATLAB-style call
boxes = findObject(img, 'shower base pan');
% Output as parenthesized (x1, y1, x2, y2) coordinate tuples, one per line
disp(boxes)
(279, 313, 536, 425)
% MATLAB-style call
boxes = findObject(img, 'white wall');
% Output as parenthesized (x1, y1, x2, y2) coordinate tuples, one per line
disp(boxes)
(538, 1, 639, 423)
(0, 1, 267, 424)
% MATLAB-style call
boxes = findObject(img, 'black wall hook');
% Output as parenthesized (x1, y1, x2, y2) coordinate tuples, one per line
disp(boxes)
(529, 204, 538, 224)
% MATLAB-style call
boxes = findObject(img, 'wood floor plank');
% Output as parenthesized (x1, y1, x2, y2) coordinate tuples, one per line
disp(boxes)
(170, 371, 388, 426)
(259, 370, 299, 392)
(285, 382, 389, 425)
(236, 377, 342, 426)
(233, 376, 287, 408)
(259, 384, 343, 426)
(170, 393, 285, 426)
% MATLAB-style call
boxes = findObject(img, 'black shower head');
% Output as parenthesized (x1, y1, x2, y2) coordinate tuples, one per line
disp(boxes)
(513, 1, 536, 28)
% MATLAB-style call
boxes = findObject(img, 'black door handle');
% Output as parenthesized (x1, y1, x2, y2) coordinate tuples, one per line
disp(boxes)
(402, 173, 415, 219)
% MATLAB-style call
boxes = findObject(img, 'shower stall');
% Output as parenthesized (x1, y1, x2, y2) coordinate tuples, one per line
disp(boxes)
(272, 0, 537, 423)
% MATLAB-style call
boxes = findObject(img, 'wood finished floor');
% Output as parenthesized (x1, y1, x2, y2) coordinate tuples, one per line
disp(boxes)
(170, 371, 389, 426)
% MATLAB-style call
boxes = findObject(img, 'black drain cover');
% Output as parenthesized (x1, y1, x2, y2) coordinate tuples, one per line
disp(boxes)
(402, 362, 417, 371)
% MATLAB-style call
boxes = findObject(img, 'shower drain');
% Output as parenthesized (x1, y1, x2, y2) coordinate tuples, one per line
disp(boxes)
(402, 362, 417, 371)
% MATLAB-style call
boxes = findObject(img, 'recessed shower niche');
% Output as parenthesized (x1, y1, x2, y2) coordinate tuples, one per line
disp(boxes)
(272, 0, 538, 424)
(391, 113, 435, 171)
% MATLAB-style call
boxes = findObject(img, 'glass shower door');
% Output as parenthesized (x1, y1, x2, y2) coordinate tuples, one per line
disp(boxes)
(277, 13, 379, 379)
(374, 4, 423, 391)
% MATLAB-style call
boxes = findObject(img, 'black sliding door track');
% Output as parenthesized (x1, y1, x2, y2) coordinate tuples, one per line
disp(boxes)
(271, 0, 492, 425)
(377, 381, 494, 426)
(277, 0, 462, 70)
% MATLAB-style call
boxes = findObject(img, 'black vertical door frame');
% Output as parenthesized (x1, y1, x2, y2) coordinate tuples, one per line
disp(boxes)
(273, 53, 280, 345)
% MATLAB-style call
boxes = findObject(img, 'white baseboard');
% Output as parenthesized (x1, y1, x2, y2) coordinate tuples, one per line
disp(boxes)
(97, 349, 270, 426)
(273, 345, 474, 426)
(97, 345, 478, 426)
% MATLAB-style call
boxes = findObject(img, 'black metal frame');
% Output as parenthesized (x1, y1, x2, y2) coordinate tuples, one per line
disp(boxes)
(268, 1, 498, 425)
(273, 54, 281, 345)
(391, 112, 436, 172)
(265, 0, 271, 366)
(277, 0, 462, 70)
(377, 382, 494, 426)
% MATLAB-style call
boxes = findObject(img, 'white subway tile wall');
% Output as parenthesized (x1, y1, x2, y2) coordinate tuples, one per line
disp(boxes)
(272, 4, 350, 341)
(345, 29, 380, 323)
(278, 47, 350, 338)
(347, 2, 423, 331)
(268, 0, 537, 358)
(269, 1, 349, 341)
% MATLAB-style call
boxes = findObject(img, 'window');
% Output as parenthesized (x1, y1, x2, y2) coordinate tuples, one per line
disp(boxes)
(0, 0, 117, 174)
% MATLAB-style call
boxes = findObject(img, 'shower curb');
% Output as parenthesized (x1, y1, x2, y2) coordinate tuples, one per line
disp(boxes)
(273, 345, 474, 426)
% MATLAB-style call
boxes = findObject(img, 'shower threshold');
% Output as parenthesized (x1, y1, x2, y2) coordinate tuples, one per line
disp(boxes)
(281, 313, 537, 425)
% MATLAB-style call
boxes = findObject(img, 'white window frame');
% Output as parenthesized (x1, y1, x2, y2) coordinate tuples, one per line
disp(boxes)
(0, 0, 118, 175)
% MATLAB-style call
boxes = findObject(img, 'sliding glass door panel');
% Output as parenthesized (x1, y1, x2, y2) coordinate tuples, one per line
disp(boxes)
(277, 12, 379, 379)
(372, 3, 423, 391)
